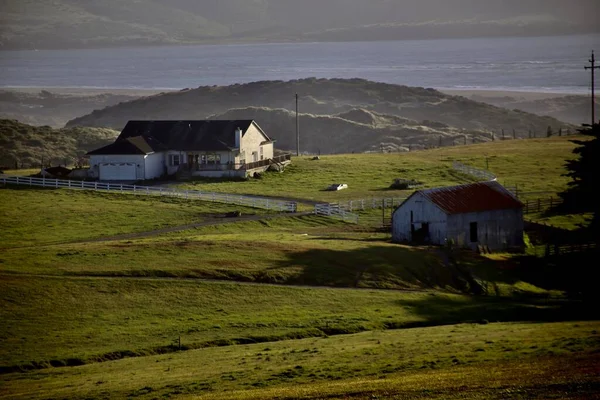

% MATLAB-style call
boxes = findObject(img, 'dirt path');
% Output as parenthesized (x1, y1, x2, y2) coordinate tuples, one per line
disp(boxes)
(2, 212, 312, 250)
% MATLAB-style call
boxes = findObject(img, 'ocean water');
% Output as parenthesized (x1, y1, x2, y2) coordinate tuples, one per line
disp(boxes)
(0, 34, 598, 93)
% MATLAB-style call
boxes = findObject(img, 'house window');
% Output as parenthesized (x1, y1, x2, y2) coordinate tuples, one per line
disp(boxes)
(206, 154, 221, 164)
(470, 222, 478, 243)
(170, 154, 180, 166)
(260, 146, 264, 160)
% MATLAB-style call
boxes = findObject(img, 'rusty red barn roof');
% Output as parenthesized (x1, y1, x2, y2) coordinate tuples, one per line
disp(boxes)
(418, 181, 523, 215)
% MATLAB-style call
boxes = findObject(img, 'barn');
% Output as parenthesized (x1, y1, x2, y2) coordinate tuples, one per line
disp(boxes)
(391, 181, 524, 250)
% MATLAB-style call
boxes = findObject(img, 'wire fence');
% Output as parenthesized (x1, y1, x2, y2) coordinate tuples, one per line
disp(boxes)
(523, 197, 562, 214)
(0, 175, 298, 213)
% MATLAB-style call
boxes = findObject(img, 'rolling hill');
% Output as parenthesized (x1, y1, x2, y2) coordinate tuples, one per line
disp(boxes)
(65, 79, 571, 154)
(0, 119, 118, 168)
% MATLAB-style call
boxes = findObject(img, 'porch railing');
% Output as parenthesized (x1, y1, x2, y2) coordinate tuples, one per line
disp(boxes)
(184, 153, 292, 172)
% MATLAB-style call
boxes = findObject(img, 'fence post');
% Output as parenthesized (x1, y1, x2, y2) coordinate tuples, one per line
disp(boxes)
(95, 182, 98, 190)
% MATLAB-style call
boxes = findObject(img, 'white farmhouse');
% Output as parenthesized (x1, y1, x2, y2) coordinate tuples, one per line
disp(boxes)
(86, 120, 290, 180)
(391, 181, 524, 250)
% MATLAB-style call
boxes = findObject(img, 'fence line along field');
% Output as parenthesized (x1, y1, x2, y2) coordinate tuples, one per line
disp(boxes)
(1, 134, 598, 400)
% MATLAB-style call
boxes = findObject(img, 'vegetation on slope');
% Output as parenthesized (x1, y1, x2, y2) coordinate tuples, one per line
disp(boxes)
(212, 106, 493, 153)
(0, 89, 143, 128)
(0, 119, 118, 168)
(65, 79, 571, 154)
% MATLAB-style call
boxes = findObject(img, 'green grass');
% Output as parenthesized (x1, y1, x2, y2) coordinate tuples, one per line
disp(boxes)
(0, 168, 41, 176)
(1, 272, 596, 371)
(525, 212, 593, 231)
(1, 137, 596, 399)
(1, 320, 598, 399)
(0, 187, 270, 248)
(179, 136, 581, 202)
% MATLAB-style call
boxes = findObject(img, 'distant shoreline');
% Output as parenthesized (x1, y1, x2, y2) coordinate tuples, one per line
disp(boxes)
(0, 86, 585, 101)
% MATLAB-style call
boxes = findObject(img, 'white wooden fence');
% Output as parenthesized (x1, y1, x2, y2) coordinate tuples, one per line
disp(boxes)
(330, 197, 407, 212)
(0, 175, 297, 213)
(314, 203, 359, 224)
(452, 161, 497, 181)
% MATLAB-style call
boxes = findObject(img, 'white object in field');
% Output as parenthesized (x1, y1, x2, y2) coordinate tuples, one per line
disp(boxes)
(327, 183, 348, 191)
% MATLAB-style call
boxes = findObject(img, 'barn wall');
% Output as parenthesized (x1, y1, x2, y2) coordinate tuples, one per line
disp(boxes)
(392, 193, 448, 244)
(447, 208, 523, 250)
(144, 152, 165, 179)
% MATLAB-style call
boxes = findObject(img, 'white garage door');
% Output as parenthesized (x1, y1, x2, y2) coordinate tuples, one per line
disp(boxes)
(99, 163, 137, 181)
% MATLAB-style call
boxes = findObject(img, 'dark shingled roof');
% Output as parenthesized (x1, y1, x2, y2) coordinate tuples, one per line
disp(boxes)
(418, 181, 523, 215)
(86, 135, 166, 155)
(116, 120, 268, 151)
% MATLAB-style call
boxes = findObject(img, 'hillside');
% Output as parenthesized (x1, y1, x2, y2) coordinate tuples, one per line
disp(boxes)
(0, 0, 597, 50)
(466, 94, 599, 125)
(66, 79, 571, 154)
(0, 119, 118, 168)
(212, 107, 491, 153)
(0, 89, 144, 128)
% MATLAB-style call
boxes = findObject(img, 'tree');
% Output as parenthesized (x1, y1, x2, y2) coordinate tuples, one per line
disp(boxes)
(558, 123, 600, 237)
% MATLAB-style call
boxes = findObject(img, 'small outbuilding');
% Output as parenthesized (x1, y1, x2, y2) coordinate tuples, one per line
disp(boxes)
(391, 181, 524, 250)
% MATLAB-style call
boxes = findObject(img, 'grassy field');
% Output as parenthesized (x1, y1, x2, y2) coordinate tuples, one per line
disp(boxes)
(1, 320, 598, 399)
(179, 136, 581, 203)
(0, 187, 271, 248)
(7, 274, 589, 370)
(1, 136, 597, 399)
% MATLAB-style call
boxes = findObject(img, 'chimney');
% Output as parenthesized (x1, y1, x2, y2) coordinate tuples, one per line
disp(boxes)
(235, 127, 242, 149)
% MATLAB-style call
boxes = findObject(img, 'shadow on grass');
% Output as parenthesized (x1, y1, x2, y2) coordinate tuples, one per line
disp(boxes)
(268, 242, 599, 300)
(270, 244, 483, 291)
(501, 251, 599, 300)
(393, 293, 599, 327)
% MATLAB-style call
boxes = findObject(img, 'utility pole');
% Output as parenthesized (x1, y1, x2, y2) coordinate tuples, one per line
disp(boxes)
(295, 93, 300, 156)
(585, 51, 599, 125)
